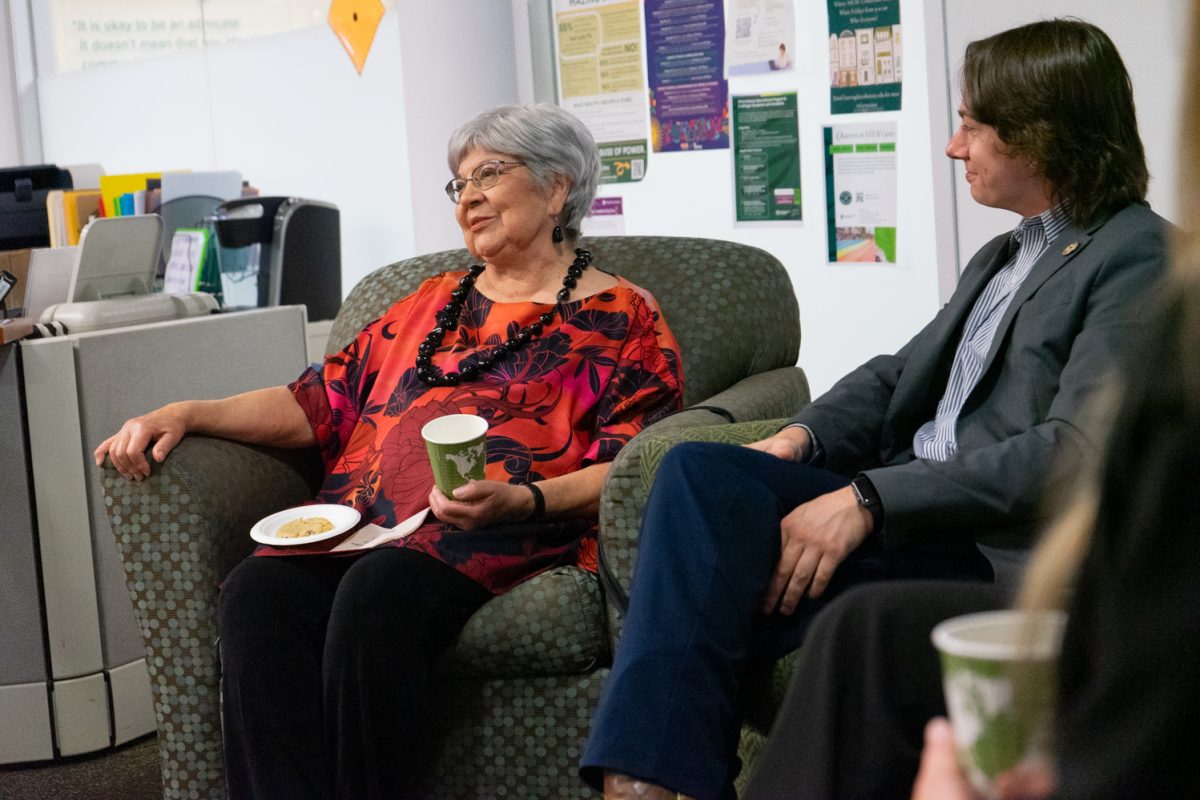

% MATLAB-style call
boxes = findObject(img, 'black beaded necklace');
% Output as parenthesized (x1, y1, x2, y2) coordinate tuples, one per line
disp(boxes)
(415, 248, 593, 387)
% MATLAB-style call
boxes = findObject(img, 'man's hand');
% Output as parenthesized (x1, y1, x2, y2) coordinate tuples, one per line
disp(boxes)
(429, 480, 535, 530)
(745, 426, 811, 462)
(763, 484, 872, 614)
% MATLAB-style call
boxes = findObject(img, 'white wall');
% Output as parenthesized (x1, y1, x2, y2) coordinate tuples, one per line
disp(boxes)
(37, 20, 415, 290)
(35, 8, 524, 291)
(398, 1, 520, 254)
(2, 0, 42, 166)
(0, 0, 21, 165)
(25, 0, 1192, 395)
(564, 0, 948, 395)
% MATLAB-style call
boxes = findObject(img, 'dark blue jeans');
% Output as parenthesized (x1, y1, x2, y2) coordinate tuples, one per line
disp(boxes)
(580, 442, 991, 799)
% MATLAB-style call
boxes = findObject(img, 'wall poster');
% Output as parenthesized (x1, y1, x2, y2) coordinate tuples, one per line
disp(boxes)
(732, 93, 801, 222)
(43, 0, 330, 73)
(584, 196, 626, 236)
(824, 123, 898, 263)
(645, 0, 729, 152)
(827, 0, 902, 114)
(555, 0, 649, 183)
(726, 0, 796, 76)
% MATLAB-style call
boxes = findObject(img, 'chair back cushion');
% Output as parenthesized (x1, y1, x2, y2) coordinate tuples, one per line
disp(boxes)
(326, 236, 799, 408)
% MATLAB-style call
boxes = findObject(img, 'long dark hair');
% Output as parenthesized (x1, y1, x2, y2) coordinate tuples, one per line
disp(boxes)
(962, 18, 1148, 227)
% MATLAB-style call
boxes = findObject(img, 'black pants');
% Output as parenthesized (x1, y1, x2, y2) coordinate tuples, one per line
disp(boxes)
(742, 580, 1009, 800)
(217, 547, 492, 800)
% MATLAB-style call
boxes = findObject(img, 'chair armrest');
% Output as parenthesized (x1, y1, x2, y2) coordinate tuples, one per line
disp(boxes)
(686, 366, 809, 425)
(104, 436, 323, 585)
(598, 410, 797, 641)
(101, 435, 322, 798)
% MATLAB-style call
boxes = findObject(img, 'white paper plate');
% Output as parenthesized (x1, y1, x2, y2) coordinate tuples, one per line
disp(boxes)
(251, 504, 362, 546)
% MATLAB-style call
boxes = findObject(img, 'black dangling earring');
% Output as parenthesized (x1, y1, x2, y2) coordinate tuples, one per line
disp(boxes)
(552, 225, 565, 243)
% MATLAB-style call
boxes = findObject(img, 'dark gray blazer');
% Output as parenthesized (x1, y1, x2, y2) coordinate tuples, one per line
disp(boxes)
(791, 202, 1168, 564)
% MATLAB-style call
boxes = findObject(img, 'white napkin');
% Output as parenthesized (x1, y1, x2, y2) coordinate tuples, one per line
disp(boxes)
(329, 507, 431, 552)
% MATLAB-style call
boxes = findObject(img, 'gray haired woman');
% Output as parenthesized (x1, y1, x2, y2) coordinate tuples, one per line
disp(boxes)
(96, 103, 684, 799)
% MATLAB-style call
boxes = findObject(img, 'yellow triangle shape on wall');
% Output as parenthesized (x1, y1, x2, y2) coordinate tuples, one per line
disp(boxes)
(328, 0, 385, 75)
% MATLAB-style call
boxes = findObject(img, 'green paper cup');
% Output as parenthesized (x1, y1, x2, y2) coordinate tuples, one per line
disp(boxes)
(931, 609, 1067, 800)
(421, 414, 488, 496)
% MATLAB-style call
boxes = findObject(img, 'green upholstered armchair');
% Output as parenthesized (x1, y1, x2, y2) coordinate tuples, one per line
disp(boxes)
(100, 236, 808, 799)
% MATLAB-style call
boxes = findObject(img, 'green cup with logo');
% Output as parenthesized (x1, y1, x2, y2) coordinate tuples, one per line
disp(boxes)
(421, 414, 488, 496)
(931, 609, 1066, 799)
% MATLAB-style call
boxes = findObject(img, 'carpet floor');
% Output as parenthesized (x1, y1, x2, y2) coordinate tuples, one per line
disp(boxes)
(0, 734, 161, 800)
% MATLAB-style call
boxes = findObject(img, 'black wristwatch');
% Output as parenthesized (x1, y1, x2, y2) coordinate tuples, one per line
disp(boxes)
(850, 474, 884, 533)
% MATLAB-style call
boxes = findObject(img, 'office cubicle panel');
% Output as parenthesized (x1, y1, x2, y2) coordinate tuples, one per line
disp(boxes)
(0, 346, 46, 682)
(71, 306, 310, 673)
(0, 345, 55, 763)
(14, 305, 308, 759)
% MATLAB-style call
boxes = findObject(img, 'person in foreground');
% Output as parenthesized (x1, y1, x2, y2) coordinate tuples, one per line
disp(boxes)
(581, 19, 1167, 799)
(96, 103, 682, 799)
(908, 11, 1200, 798)
(745, 238, 1200, 800)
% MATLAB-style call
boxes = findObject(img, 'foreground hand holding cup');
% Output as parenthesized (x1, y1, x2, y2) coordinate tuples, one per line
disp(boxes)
(421, 413, 489, 496)
(931, 610, 1066, 800)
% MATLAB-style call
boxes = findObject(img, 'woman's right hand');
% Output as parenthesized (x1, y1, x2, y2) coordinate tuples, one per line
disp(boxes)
(94, 403, 191, 481)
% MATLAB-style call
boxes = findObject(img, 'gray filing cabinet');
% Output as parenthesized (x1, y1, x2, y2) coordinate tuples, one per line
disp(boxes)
(0, 305, 309, 762)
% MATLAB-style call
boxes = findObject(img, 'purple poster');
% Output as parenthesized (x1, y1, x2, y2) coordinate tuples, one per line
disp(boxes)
(644, 0, 730, 152)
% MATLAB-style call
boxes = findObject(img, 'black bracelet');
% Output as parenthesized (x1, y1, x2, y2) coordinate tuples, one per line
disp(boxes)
(525, 483, 546, 522)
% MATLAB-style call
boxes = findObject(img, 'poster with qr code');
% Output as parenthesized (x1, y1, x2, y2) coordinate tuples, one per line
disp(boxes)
(727, 0, 795, 76)
(554, 0, 649, 183)
(827, 0, 902, 113)
(824, 123, 898, 263)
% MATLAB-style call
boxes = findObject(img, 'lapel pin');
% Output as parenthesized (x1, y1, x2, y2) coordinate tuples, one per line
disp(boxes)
(1061, 241, 1079, 256)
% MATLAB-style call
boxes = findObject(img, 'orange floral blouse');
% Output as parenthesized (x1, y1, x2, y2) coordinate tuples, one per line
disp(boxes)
(259, 270, 684, 594)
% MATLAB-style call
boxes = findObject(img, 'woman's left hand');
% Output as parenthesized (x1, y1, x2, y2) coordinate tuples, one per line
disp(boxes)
(429, 480, 534, 530)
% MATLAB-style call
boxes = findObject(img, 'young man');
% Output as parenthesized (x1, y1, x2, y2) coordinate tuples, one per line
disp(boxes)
(582, 19, 1169, 800)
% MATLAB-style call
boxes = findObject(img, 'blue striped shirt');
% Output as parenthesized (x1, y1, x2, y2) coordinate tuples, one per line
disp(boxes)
(913, 205, 1071, 461)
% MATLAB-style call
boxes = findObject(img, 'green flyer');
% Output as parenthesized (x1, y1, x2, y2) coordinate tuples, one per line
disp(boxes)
(732, 93, 802, 222)
(824, 122, 898, 263)
(597, 140, 649, 183)
(827, 0, 902, 114)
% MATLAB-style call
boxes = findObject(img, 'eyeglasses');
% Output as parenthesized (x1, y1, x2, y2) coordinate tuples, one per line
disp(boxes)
(445, 160, 526, 203)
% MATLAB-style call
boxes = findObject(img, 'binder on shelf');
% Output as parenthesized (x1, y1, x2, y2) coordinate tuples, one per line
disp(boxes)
(64, 191, 101, 246)
(46, 189, 68, 247)
(99, 172, 161, 218)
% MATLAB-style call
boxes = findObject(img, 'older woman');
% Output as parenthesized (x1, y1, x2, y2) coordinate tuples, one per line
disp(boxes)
(95, 103, 683, 799)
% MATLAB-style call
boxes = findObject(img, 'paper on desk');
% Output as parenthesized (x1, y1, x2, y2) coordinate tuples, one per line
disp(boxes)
(162, 229, 209, 295)
(330, 507, 430, 552)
